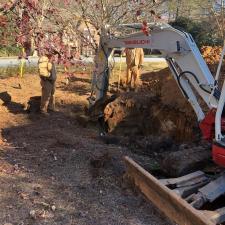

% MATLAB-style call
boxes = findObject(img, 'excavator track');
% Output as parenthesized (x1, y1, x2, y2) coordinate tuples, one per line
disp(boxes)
(124, 156, 225, 225)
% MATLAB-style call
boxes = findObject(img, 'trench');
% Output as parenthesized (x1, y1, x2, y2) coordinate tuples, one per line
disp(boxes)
(104, 94, 199, 143)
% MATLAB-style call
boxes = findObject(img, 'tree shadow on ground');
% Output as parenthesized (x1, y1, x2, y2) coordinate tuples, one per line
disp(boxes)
(59, 80, 91, 96)
(0, 91, 25, 114)
(3, 101, 25, 114)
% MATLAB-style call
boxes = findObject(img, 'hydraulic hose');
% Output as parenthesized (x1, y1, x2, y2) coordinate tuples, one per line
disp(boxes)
(178, 71, 212, 96)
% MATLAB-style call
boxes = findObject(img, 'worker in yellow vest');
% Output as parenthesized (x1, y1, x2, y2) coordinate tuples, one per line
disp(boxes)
(38, 52, 57, 115)
(125, 48, 144, 91)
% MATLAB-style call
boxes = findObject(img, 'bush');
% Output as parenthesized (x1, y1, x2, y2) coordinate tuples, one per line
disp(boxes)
(169, 17, 222, 47)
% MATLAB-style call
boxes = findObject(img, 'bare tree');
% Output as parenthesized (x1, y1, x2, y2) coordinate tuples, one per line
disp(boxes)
(0, 0, 169, 60)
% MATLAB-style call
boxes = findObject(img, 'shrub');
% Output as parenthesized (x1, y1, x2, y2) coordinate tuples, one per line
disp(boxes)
(169, 17, 222, 47)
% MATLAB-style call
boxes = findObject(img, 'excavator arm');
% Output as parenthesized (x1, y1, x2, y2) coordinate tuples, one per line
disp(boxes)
(89, 22, 225, 167)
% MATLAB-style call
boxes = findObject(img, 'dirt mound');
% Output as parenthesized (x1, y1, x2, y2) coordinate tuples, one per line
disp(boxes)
(105, 68, 198, 142)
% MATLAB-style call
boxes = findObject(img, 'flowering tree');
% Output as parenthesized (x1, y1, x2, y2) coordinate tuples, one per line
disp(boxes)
(0, 0, 167, 61)
(0, 1, 77, 60)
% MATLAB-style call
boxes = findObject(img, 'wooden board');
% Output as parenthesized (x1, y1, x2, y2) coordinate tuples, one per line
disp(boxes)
(124, 156, 215, 225)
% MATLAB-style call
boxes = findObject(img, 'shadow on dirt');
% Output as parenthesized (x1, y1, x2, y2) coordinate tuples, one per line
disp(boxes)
(0, 91, 25, 114)
(4, 101, 25, 114)
(69, 76, 91, 84)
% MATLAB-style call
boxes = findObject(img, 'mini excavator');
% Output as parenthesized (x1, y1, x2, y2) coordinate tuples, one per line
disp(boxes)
(88, 22, 225, 225)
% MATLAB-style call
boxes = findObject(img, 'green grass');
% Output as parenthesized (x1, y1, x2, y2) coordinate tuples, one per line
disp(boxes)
(0, 65, 38, 78)
(0, 61, 167, 81)
(0, 63, 94, 79)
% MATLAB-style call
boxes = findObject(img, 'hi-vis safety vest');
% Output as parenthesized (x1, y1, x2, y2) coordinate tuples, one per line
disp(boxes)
(38, 56, 52, 77)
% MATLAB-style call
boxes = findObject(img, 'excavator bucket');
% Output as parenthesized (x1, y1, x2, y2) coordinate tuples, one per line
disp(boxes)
(124, 156, 225, 225)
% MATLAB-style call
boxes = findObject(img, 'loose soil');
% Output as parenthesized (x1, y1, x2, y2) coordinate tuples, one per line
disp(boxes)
(0, 59, 218, 224)
(0, 72, 175, 225)
(106, 67, 199, 142)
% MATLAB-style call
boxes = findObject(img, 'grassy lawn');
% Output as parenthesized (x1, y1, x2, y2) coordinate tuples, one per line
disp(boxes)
(0, 61, 168, 85)
(110, 61, 168, 83)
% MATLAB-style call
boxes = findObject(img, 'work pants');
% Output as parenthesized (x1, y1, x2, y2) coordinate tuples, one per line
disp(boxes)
(40, 79, 55, 113)
(126, 66, 141, 89)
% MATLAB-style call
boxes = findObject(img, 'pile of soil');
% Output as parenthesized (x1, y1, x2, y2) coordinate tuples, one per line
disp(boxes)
(103, 66, 215, 177)
(105, 67, 199, 142)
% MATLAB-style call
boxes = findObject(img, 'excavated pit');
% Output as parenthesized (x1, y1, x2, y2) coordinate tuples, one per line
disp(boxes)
(106, 67, 200, 142)
(104, 67, 213, 177)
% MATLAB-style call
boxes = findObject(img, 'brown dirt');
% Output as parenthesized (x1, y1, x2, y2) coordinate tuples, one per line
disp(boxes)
(105, 67, 199, 143)
(0, 73, 174, 225)
(104, 67, 215, 178)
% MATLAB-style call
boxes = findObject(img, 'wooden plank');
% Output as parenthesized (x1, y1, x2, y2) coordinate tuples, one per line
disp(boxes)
(124, 156, 215, 225)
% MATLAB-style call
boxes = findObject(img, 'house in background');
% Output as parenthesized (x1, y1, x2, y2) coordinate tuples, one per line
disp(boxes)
(62, 21, 99, 57)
